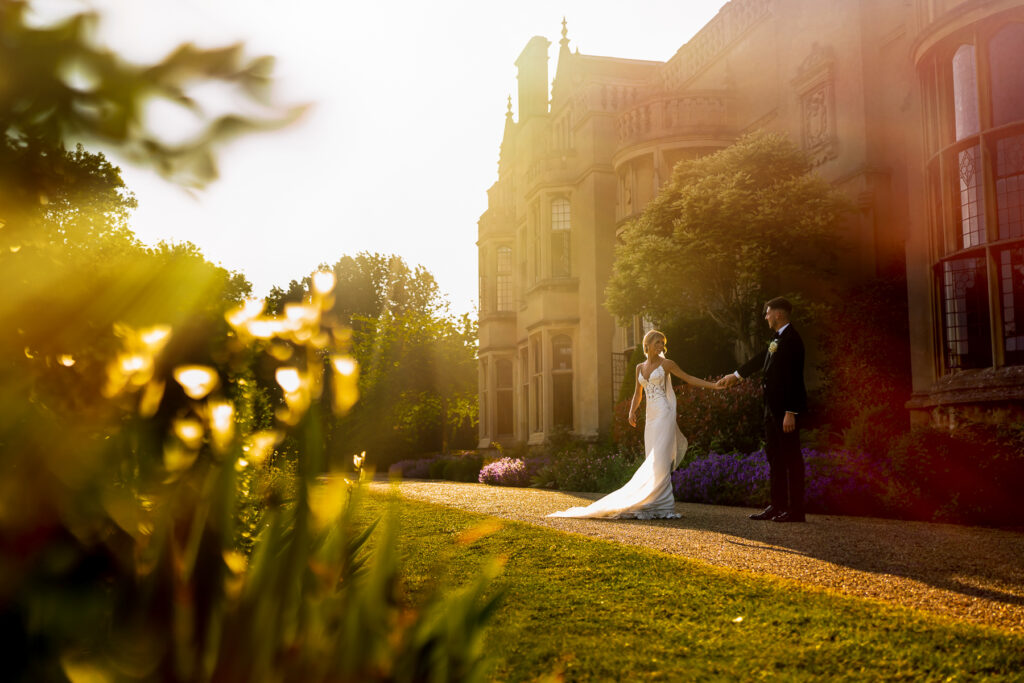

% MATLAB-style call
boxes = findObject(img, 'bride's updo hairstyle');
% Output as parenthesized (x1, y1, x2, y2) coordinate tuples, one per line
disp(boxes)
(642, 329, 667, 358)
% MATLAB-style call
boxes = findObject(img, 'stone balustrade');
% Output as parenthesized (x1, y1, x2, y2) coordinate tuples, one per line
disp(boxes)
(616, 92, 733, 145)
(661, 0, 774, 91)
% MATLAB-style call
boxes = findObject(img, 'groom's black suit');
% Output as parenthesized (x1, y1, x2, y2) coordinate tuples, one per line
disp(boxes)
(737, 324, 807, 517)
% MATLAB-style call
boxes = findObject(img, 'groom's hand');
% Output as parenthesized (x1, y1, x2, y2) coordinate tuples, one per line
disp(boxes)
(783, 412, 796, 433)
(716, 375, 738, 389)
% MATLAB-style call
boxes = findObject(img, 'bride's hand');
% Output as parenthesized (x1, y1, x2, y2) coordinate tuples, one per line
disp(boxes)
(628, 411, 637, 427)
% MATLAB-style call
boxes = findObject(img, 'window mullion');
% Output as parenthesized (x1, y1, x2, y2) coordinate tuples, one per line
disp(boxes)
(987, 246, 1006, 366)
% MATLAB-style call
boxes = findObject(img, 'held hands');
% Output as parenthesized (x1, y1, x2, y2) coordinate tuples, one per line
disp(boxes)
(716, 374, 739, 389)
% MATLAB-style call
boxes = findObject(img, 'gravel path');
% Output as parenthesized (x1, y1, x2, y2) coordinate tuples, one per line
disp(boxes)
(370, 480, 1024, 633)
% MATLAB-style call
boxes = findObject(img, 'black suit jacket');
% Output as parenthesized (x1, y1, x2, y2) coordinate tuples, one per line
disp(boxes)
(737, 324, 807, 421)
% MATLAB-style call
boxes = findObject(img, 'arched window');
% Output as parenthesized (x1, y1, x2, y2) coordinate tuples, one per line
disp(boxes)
(923, 19, 1024, 372)
(551, 198, 571, 278)
(952, 44, 979, 140)
(496, 246, 513, 311)
(551, 335, 573, 429)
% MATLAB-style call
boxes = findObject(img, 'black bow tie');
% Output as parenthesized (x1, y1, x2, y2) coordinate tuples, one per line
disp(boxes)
(771, 331, 781, 340)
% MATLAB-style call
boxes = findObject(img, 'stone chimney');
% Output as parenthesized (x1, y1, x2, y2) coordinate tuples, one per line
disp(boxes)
(515, 36, 550, 122)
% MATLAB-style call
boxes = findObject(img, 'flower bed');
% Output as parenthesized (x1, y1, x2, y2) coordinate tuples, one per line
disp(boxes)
(672, 449, 888, 516)
(478, 457, 531, 486)
(388, 451, 483, 482)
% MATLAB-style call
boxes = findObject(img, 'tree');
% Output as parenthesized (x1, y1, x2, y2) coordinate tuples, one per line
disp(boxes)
(605, 131, 851, 360)
(297, 253, 478, 462)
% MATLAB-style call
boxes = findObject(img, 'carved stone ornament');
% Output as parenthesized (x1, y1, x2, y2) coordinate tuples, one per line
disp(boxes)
(792, 43, 838, 166)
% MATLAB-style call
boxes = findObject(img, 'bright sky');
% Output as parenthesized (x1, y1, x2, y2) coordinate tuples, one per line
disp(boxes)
(55, 0, 728, 314)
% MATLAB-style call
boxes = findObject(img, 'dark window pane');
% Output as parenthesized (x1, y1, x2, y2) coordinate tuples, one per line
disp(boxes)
(553, 374, 573, 429)
(496, 360, 513, 388)
(551, 232, 571, 277)
(497, 390, 513, 435)
(496, 274, 513, 311)
(941, 257, 992, 370)
(995, 134, 1024, 239)
(1000, 247, 1024, 366)
(989, 24, 1024, 127)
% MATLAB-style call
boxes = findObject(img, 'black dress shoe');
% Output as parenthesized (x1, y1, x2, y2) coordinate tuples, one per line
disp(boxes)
(749, 506, 780, 520)
(772, 511, 806, 523)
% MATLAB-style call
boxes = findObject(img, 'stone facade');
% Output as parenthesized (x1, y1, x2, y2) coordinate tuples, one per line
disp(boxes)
(477, 0, 1024, 448)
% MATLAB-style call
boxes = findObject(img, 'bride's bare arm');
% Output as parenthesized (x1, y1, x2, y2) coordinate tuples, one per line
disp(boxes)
(662, 359, 721, 390)
(627, 365, 643, 427)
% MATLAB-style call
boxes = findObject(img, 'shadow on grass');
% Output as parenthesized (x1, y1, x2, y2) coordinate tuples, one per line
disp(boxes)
(563, 495, 1024, 613)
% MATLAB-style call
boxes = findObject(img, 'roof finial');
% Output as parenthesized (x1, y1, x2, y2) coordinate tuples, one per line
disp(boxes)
(560, 16, 570, 50)
(506, 95, 513, 119)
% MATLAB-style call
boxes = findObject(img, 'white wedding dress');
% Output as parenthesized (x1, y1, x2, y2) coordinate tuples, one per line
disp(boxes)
(548, 364, 687, 519)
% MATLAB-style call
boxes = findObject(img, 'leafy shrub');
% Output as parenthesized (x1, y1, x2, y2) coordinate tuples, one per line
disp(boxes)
(532, 442, 643, 493)
(1, 259, 501, 680)
(392, 451, 483, 482)
(841, 403, 906, 460)
(389, 456, 434, 479)
(479, 457, 531, 486)
(803, 449, 888, 516)
(442, 452, 485, 482)
(675, 380, 764, 457)
(672, 449, 888, 516)
(816, 277, 912, 433)
(883, 423, 1024, 524)
(616, 379, 763, 459)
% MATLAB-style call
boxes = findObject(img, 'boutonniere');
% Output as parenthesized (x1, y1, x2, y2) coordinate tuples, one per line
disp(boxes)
(768, 339, 779, 354)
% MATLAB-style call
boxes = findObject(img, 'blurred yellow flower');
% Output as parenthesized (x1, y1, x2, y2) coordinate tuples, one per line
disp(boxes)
(242, 430, 282, 466)
(174, 365, 219, 400)
(139, 325, 172, 353)
(173, 417, 204, 450)
(164, 442, 199, 472)
(57, 354, 76, 367)
(139, 380, 165, 418)
(208, 400, 235, 453)
(225, 298, 265, 329)
(268, 342, 294, 361)
(222, 550, 247, 574)
(330, 355, 359, 415)
(307, 477, 349, 530)
(275, 367, 302, 394)
(244, 318, 284, 339)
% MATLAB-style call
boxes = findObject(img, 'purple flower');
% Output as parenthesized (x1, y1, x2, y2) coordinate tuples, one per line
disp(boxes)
(479, 457, 532, 487)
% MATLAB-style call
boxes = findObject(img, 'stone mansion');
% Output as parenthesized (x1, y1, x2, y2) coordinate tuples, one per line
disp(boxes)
(476, 0, 1024, 447)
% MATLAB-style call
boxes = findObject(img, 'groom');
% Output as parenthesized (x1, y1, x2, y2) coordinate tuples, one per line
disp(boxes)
(717, 297, 807, 523)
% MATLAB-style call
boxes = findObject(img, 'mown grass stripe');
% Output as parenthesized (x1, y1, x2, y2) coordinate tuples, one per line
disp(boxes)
(361, 493, 1024, 682)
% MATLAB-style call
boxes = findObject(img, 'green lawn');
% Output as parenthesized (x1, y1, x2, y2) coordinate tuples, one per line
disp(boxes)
(360, 491, 1024, 682)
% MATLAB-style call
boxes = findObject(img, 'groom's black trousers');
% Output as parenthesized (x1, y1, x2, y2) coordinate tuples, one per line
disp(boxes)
(764, 415, 804, 514)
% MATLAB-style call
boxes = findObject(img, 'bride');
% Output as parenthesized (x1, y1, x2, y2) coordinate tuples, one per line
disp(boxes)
(548, 330, 721, 519)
